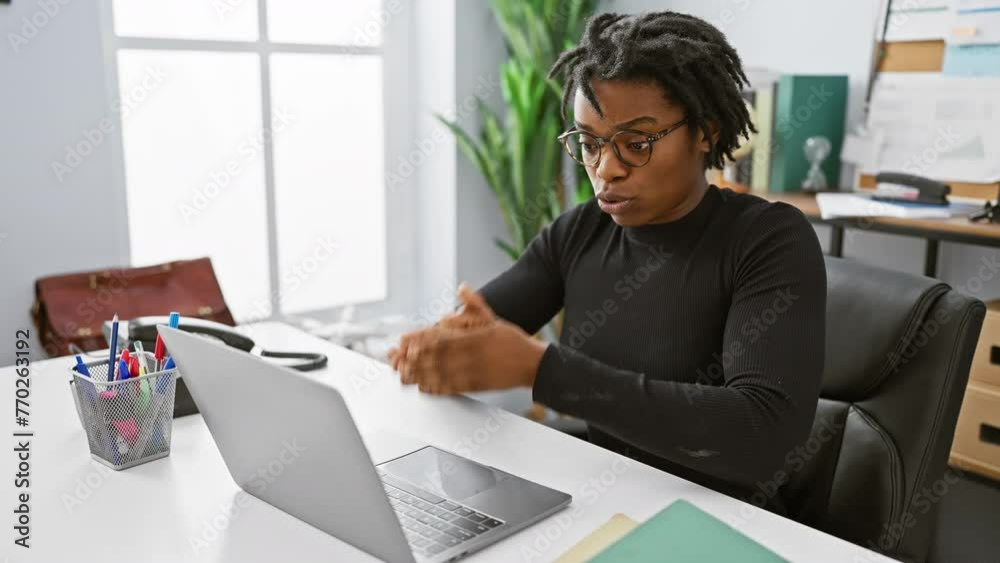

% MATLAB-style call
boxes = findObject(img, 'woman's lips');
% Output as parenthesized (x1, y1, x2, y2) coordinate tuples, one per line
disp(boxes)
(597, 194, 635, 214)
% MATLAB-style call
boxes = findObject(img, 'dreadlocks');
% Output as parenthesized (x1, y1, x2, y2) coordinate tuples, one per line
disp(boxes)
(549, 12, 755, 170)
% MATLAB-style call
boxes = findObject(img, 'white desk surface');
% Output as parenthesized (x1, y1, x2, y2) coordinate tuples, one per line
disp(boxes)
(2, 322, 895, 562)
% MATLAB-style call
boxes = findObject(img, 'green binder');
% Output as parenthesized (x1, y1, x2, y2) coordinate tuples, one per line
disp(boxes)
(588, 500, 788, 563)
(769, 74, 848, 192)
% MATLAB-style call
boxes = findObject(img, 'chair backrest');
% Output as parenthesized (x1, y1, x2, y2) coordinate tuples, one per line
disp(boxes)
(779, 257, 985, 563)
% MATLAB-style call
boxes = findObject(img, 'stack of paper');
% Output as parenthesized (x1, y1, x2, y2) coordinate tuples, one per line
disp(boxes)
(815, 193, 983, 220)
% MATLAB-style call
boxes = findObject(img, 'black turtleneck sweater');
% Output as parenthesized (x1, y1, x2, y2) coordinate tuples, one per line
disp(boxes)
(480, 185, 827, 508)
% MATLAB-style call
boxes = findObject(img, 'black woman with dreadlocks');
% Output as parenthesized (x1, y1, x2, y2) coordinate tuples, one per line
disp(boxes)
(389, 12, 826, 512)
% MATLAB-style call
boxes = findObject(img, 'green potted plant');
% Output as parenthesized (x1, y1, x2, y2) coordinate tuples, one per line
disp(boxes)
(438, 0, 596, 261)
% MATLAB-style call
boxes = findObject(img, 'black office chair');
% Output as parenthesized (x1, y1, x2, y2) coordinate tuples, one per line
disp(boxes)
(778, 257, 985, 563)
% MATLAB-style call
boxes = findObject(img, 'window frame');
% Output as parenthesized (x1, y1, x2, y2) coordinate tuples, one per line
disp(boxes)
(98, 0, 416, 324)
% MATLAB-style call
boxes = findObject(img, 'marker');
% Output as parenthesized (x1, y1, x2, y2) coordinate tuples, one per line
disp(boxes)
(137, 360, 151, 410)
(134, 341, 150, 373)
(168, 312, 180, 328)
(119, 349, 131, 379)
(118, 358, 131, 381)
(74, 355, 91, 377)
(108, 314, 119, 382)
(154, 333, 166, 373)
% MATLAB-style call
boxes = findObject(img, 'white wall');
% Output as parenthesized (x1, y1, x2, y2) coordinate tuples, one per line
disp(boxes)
(409, 0, 510, 311)
(454, 1, 510, 291)
(0, 0, 127, 366)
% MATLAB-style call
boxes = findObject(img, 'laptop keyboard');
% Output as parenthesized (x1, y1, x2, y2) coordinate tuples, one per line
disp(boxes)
(378, 470, 505, 558)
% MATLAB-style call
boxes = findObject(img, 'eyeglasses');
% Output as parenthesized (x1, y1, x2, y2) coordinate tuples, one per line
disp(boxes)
(557, 117, 690, 168)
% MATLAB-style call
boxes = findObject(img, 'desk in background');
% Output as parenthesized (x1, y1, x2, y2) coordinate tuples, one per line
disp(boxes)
(3, 322, 896, 562)
(766, 191, 1000, 278)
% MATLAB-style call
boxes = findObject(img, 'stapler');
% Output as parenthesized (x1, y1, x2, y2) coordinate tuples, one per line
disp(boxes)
(970, 186, 1000, 224)
(870, 172, 951, 206)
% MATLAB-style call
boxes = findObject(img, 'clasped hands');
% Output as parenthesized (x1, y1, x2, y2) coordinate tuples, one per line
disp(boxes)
(387, 284, 548, 395)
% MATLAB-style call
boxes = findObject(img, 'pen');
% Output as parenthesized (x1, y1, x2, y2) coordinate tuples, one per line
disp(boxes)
(120, 348, 131, 377)
(74, 355, 91, 377)
(74, 355, 99, 411)
(154, 332, 166, 373)
(108, 314, 119, 382)
(136, 356, 175, 454)
(169, 311, 180, 329)
(129, 356, 144, 398)
(137, 355, 151, 410)
(118, 358, 131, 381)
(134, 341, 149, 373)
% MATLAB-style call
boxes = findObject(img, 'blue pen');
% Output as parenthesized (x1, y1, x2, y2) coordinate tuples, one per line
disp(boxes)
(74, 355, 91, 377)
(118, 358, 131, 381)
(157, 356, 175, 393)
(108, 314, 119, 382)
(169, 311, 180, 328)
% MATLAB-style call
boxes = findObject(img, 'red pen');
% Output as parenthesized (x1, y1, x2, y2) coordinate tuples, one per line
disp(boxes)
(154, 334, 166, 372)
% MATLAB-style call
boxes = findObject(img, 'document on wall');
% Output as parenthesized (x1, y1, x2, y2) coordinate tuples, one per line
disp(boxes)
(949, 0, 1000, 45)
(865, 73, 1000, 183)
(884, 0, 953, 42)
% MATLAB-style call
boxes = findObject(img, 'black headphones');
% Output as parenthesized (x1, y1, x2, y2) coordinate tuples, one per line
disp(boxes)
(124, 316, 328, 371)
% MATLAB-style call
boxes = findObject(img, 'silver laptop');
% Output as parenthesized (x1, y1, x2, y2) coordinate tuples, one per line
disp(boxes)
(158, 326, 571, 563)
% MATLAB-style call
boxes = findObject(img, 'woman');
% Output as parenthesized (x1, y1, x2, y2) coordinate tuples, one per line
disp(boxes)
(388, 11, 826, 512)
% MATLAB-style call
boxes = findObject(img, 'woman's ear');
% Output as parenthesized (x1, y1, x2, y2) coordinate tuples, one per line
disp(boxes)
(697, 122, 719, 154)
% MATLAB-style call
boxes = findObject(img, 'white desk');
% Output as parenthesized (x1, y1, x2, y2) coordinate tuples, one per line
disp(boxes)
(3, 322, 895, 562)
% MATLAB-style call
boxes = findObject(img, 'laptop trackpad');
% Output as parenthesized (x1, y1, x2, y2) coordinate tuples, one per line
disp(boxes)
(382, 446, 509, 502)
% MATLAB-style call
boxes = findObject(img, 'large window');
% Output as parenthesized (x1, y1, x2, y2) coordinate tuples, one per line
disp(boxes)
(107, 0, 390, 320)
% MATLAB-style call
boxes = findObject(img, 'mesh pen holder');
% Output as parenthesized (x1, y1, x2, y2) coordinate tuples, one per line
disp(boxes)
(69, 352, 178, 470)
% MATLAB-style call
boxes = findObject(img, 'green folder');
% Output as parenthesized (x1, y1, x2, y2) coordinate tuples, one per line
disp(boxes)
(588, 500, 788, 563)
(769, 74, 848, 192)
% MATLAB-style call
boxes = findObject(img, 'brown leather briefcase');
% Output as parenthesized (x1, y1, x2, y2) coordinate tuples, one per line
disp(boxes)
(32, 257, 236, 358)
